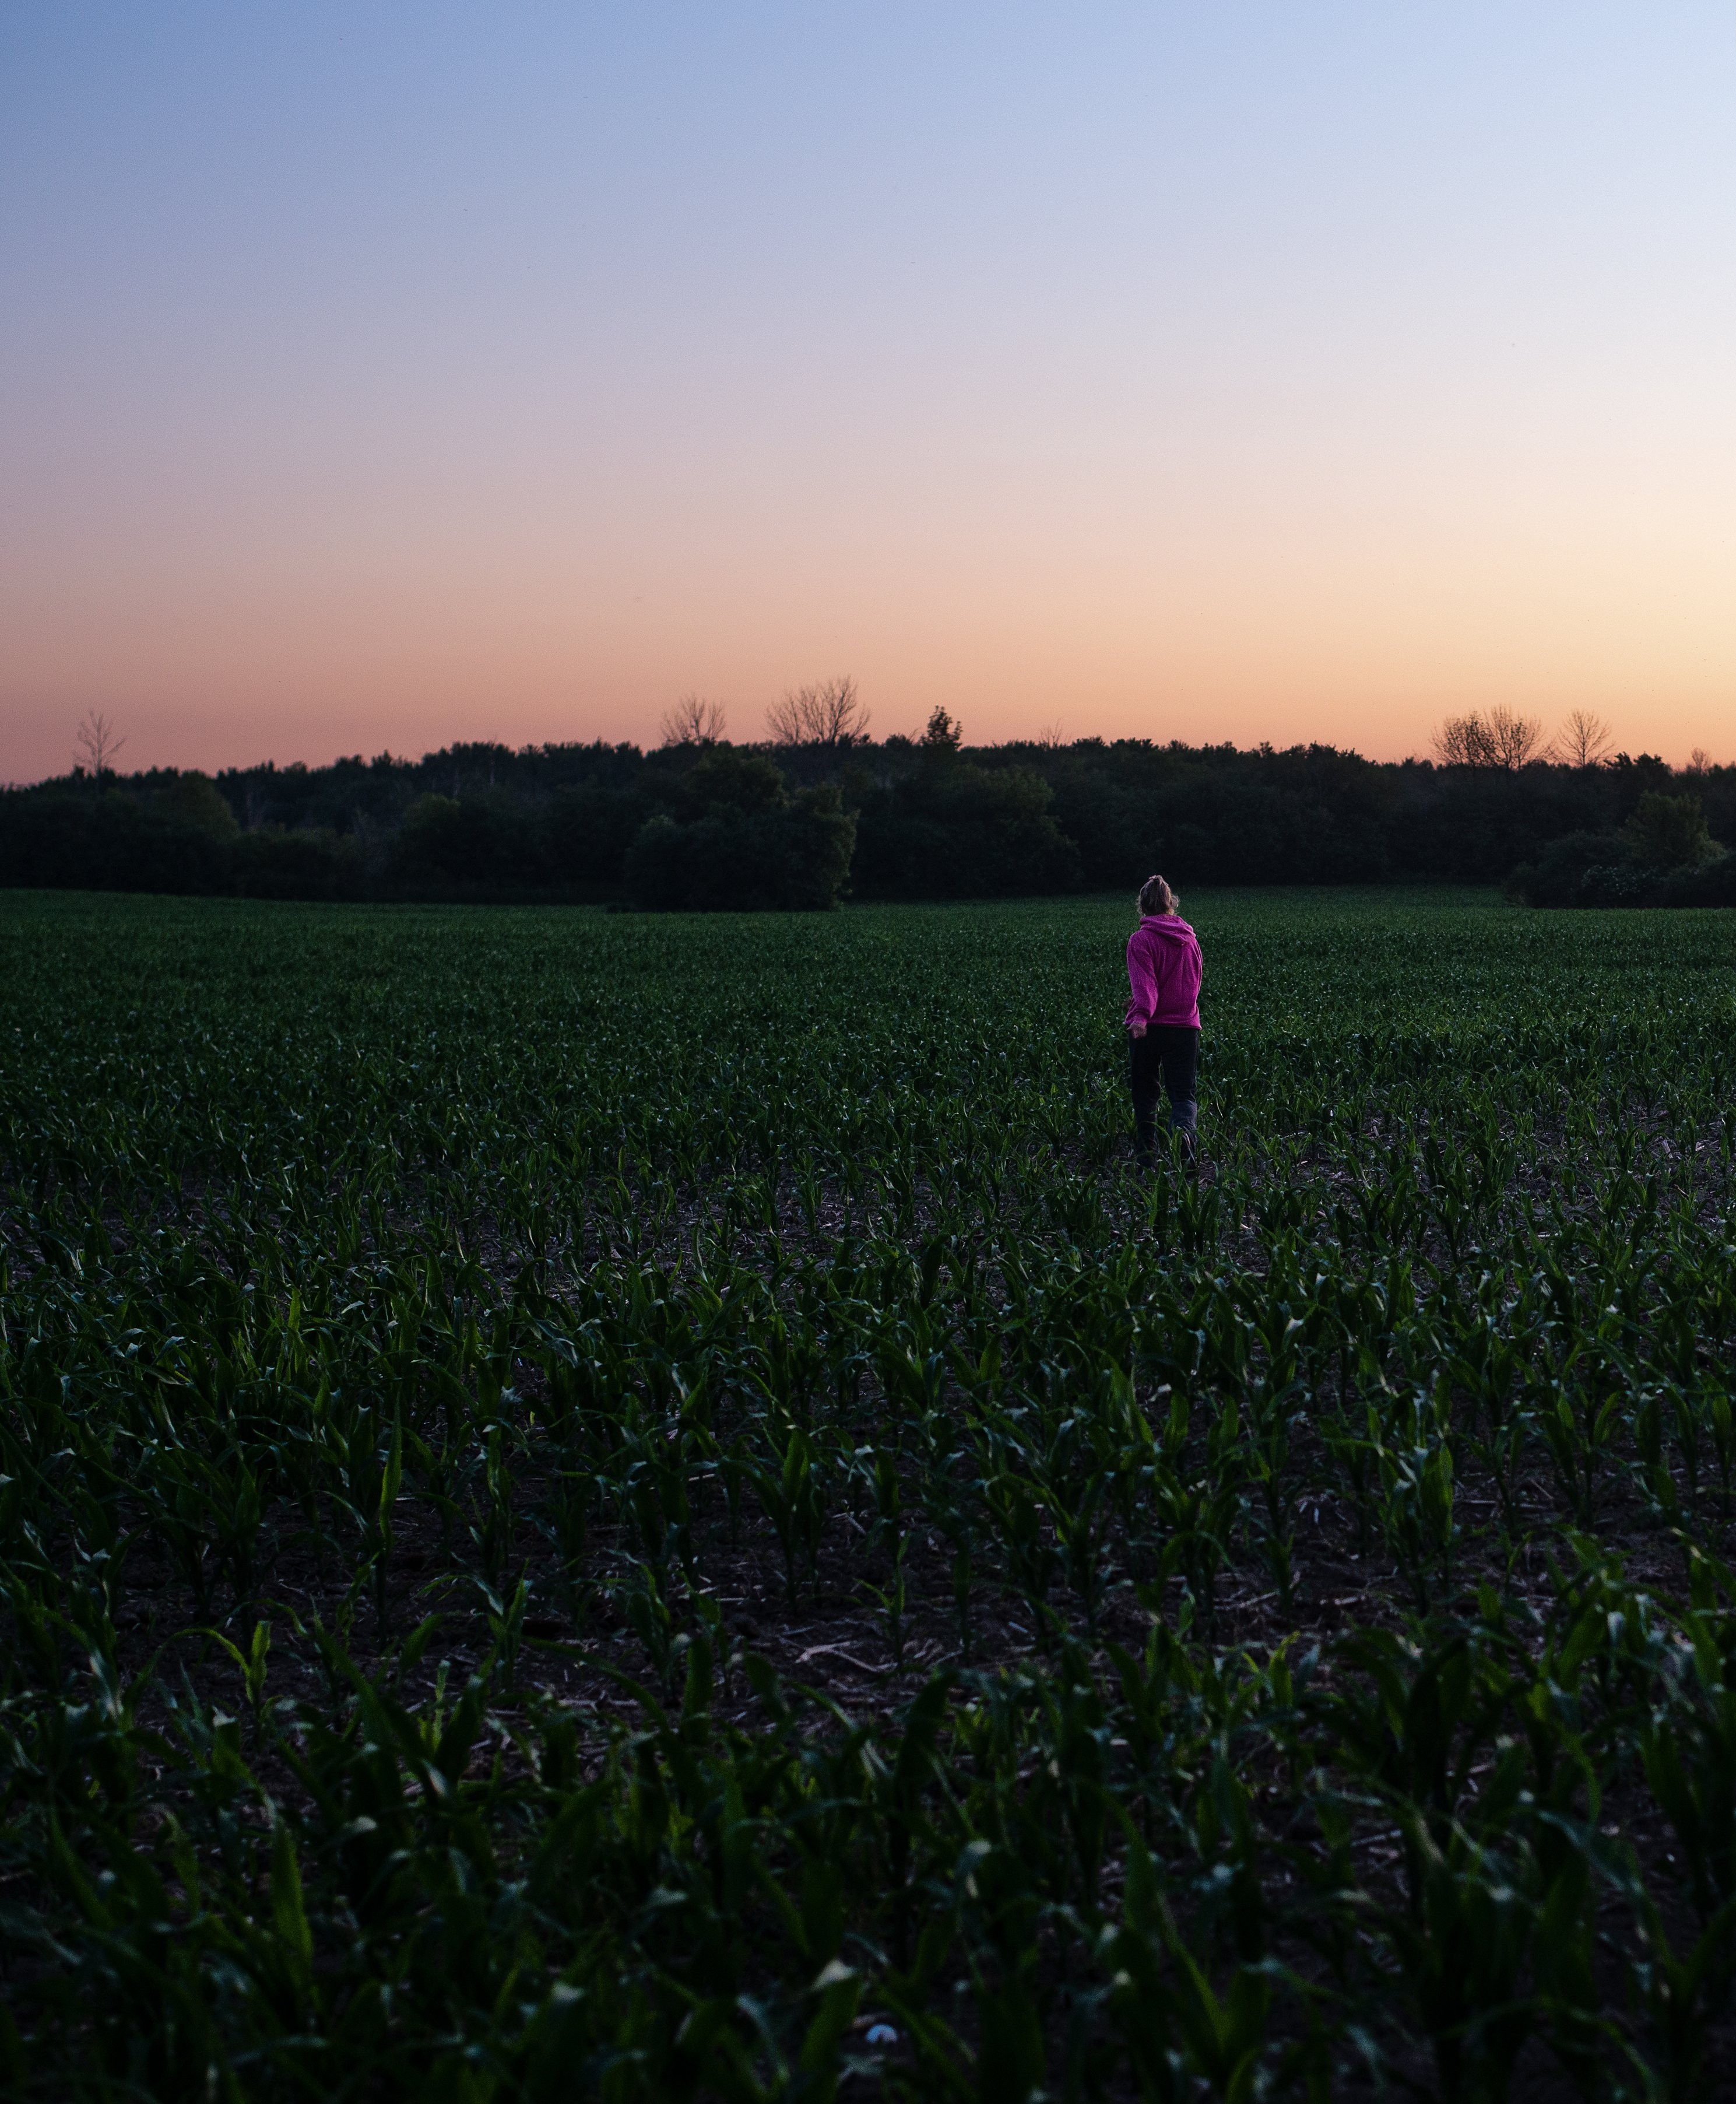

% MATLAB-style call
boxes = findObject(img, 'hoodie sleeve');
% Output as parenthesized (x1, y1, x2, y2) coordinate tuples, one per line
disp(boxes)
(1125, 928, 1157, 1028)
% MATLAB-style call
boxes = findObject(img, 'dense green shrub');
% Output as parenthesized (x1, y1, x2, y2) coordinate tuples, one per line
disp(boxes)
(543, 781, 662, 886)
(1621, 789, 1719, 869)
(1664, 851, 1736, 906)
(389, 791, 540, 890)
(1575, 860, 1671, 906)
(155, 770, 240, 839)
(1509, 793, 1727, 907)
(625, 781, 856, 909)
(1506, 830, 1628, 905)
(675, 746, 790, 816)
(233, 824, 364, 900)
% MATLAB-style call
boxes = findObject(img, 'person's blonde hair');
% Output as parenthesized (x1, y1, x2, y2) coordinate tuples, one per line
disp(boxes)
(1137, 873, 1178, 916)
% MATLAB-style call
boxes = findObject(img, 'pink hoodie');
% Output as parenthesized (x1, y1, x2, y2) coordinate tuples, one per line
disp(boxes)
(1125, 914, 1202, 1031)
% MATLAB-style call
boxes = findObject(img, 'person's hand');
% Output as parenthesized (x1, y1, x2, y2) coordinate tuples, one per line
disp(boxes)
(1127, 1019, 1147, 1039)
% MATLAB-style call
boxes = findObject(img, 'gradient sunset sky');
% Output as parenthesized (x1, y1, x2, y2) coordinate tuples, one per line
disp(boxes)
(3, 4, 1733, 781)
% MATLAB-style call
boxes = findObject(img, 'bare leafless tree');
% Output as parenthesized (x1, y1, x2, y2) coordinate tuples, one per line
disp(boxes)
(1551, 708, 1614, 769)
(1035, 721, 1066, 750)
(765, 676, 870, 752)
(1687, 746, 1713, 777)
(75, 709, 126, 785)
(1485, 705, 1544, 770)
(1433, 712, 1496, 768)
(659, 694, 728, 747)
(1432, 705, 1543, 771)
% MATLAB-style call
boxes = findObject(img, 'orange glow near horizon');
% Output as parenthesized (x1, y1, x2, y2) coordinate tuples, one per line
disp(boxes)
(3, 7, 1733, 782)
(7, 464, 1730, 776)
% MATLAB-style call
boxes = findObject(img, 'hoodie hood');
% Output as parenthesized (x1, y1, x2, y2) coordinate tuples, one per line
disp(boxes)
(1140, 915, 1196, 944)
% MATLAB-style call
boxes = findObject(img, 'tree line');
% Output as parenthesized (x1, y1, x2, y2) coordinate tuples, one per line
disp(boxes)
(2, 695, 1731, 908)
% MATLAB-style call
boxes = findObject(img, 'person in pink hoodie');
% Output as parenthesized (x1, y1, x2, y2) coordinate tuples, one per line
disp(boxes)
(1124, 874, 1202, 1165)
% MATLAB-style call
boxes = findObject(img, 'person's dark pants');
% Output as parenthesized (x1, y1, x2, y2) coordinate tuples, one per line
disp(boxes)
(1129, 1026, 1199, 1157)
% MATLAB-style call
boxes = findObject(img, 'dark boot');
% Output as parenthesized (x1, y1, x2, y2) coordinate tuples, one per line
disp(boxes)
(1132, 1098, 1159, 1166)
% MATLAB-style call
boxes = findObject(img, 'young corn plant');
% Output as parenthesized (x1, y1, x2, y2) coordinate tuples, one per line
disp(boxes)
(1366, 1387, 1457, 1615)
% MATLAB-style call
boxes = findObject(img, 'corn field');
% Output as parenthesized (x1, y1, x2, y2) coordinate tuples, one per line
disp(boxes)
(4, 887, 1736, 2101)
